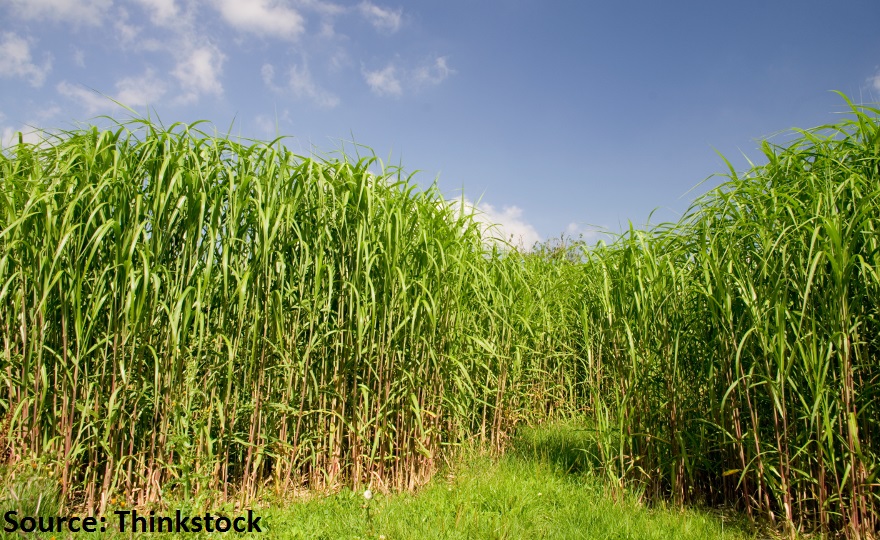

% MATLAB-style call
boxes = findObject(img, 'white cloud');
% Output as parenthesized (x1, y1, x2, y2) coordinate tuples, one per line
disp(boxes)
(133, 0, 179, 25)
(474, 202, 541, 248)
(363, 64, 401, 96)
(0, 33, 52, 87)
(1, 125, 48, 149)
(358, 1, 402, 34)
(289, 63, 339, 108)
(213, 0, 306, 40)
(413, 56, 453, 87)
(115, 69, 168, 107)
(172, 45, 225, 104)
(452, 198, 541, 249)
(6, 0, 112, 26)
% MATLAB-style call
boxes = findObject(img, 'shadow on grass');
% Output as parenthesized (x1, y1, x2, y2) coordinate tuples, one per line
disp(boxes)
(508, 420, 602, 477)
(508, 421, 766, 539)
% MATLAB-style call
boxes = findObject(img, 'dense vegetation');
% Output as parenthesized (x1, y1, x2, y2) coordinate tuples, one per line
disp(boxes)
(578, 95, 880, 538)
(0, 119, 584, 510)
(1, 95, 878, 537)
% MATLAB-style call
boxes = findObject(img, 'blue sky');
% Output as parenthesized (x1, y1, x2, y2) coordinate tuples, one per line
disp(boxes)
(2, 0, 880, 246)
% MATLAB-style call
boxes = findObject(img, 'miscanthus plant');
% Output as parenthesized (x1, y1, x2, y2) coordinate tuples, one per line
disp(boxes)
(0, 119, 584, 512)
(3, 95, 875, 538)
(578, 94, 879, 538)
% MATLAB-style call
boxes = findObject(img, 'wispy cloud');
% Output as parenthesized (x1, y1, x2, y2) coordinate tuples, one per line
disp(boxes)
(297, 0, 346, 17)
(263, 61, 339, 108)
(566, 222, 586, 236)
(114, 18, 141, 46)
(0, 33, 52, 87)
(253, 114, 277, 138)
(289, 63, 339, 108)
(565, 222, 604, 242)
(327, 47, 350, 72)
(252, 109, 292, 140)
(871, 70, 880, 93)
(261, 63, 278, 89)
(56, 82, 110, 112)
(122, 0, 191, 46)
(362, 64, 402, 96)
(73, 48, 86, 68)
(5, 0, 112, 26)
(364, 56, 453, 96)
(133, 0, 179, 26)
(358, 1, 402, 34)
(112, 2, 226, 105)
(413, 56, 453, 87)
(213, 0, 306, 40)
(116, 69, 168, 107)
(57, 69, 167, 112)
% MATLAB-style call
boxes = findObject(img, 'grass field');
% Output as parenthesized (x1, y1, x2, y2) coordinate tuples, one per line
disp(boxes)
(1, 95, 878, 538)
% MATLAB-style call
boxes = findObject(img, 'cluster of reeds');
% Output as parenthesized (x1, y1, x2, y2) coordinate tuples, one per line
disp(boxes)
(2, 95, 876, 538)
(578, 95, 879, 537)
(0, 119, 583, 512)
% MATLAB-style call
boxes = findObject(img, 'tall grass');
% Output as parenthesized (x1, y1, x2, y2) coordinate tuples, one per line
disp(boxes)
(578, 94, 879, 537)
(0, 120, 583, 511)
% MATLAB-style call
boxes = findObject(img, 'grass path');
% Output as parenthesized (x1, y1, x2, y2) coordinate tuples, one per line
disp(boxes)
(266, 457, 751, 539)
(0, 424, 764, 539)
(250, 423, 760, 539)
